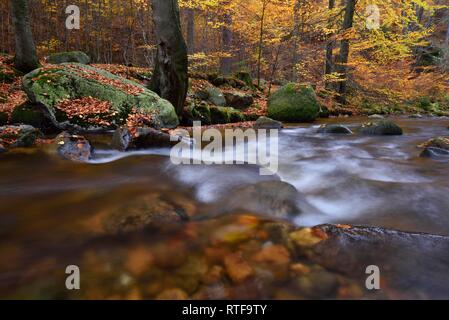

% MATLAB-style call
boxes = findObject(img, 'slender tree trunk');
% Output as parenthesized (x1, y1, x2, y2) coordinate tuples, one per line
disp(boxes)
(257, 0, 268, 87)
(291, 0, 301, 82)
(186, 8, 195, 54)
(336, 0, 356, 104)
(324, 0, 336, 90)
(220, 13, 233, 75)
(10, 0, 40, 73)
(150, 0, 188, 118)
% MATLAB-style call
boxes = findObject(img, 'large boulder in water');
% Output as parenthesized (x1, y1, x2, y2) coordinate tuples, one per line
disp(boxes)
(299, 224, 449, 299)
(359, 120, 403, 135)
(317, 124, 352, 134)
(47, 51, 91, 65)
(227, 181, 302, 219)
(253, 116, 283, 130)
(268, 83, 320, 122)
(22, 63, 179, 131)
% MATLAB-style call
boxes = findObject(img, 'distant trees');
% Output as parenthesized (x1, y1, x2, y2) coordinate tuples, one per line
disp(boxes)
(150, 0, 188, 117)
(10, 0, 40, 73)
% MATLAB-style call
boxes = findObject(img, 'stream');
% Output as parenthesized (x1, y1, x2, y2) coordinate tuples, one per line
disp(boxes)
(1, 116, 449, 299)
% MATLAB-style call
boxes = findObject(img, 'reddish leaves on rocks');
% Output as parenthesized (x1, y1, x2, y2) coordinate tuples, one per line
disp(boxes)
(56, 97, 115, 127)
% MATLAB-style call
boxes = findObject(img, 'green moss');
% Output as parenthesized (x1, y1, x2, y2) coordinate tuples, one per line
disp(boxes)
(268, 83, 320, 122)
(22, 63, 179, 129)
(48, 51, 91, 65)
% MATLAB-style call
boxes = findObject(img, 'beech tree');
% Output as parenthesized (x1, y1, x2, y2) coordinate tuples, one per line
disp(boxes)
(150, 0, 188, 117)
(10, 0, 40, 73)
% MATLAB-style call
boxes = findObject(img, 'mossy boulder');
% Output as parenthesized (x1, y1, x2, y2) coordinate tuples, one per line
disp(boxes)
(22, 63, 179, 131)
(268, 83, 320, 122)
(183, 102, 245, 125)
(317, 124, 353, 135)
(206, 87, 226, 106)
(210, 106, 245, 124)
(359, 120, 403, 136)
(224, 91, 254, 109)
(47, 51, 91, 65)
(419, 137, 449, 159)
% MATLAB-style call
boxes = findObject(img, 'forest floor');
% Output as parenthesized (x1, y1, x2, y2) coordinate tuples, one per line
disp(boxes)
(2, 54, 449, 130)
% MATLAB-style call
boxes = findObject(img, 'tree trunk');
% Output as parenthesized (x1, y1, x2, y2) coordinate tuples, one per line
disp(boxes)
(186, 8, 195, 54)
(324, 0, 335, 90)
(336, 0, 356, 104)
(10, 0, 40, 73)
(220, 13, 233, 75)
(257, 0, 268, 87)
(150, 0, 188, 118)
(291, 0, 301, 82)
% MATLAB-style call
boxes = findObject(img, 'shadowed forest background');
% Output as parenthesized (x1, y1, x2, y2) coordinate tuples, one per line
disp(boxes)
(2, 0, 449, 114)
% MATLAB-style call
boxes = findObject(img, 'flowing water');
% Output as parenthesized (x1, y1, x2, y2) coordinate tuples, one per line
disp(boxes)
(1, 116, 449, 299)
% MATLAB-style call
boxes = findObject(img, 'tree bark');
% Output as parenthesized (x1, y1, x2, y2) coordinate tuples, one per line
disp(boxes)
(256, 0, 268, 87)
(291, 0, 301, 82)
(186, 8, 195, 54)
(150, 0, 188, 118)
(220, 13, 233, 75)
(10, 0, 40, 73)
(336, 0, 356, 104)
(324, 0, 335, 90)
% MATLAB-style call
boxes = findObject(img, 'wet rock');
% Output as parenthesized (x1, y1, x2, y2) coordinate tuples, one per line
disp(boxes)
(0, 125, 40, 149)
(224, 252, 254, 284)
(263, 222, 295, 251)
(224, 91, 254, 109)
(420, 147, 449, 158)
(419, 137, 449, 159)
(111, 127, 131, 151)
(156, 288, 188, 300)
(228, 181, 301, 219)
(55, 132, 92, 162)
(306, 224, 449, 299)
(290, 227, 327, 248)
(253, 116, 283, 130)
(102, 194, 187, 235)
(132, 127, 182, 149)
(172, 255, 209, 294)
(317, 124, 353, 134)
(359, 120, 403, 135)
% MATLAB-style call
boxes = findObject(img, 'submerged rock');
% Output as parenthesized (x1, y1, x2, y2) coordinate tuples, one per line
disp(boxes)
(47, 51, 91, 65)
(268, 83, 320, 122)
(0, 125, 40, 149)
(419, 137, 449, 159)
(101, 194, 188, 235)
(111, 127, 132, 151)
(22, 63, 179, 131)
(253, 116, 283, 130)
(55, 132, 92, 162)
(224, 91, 254, 109)
(317, 124, 353, 134)
(305, 224, 449, 299)
(228, 181, 302, 219)
(359, 120, 403, 135)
